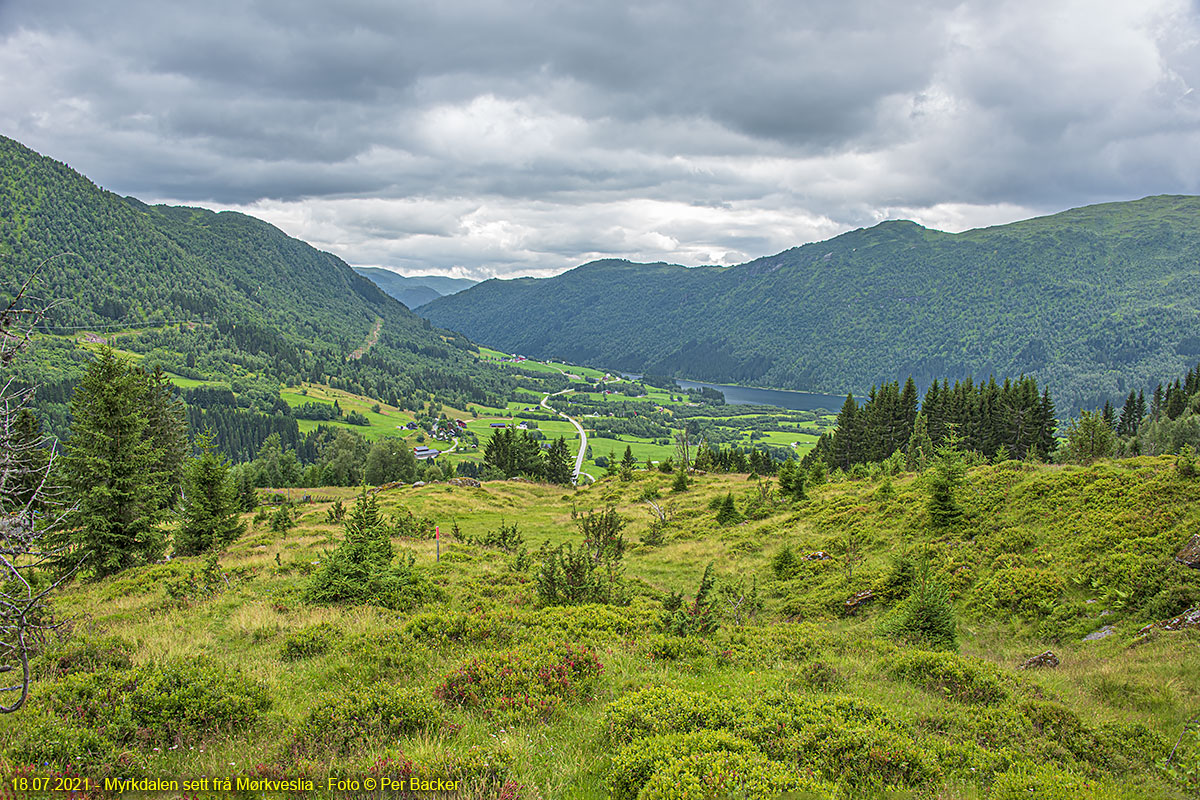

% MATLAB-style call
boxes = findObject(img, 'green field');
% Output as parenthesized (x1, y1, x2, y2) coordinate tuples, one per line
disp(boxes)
(9, 458, 1198, 798)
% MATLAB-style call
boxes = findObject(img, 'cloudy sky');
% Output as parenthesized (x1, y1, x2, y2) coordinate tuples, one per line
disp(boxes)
(3, 1, 1199, 279)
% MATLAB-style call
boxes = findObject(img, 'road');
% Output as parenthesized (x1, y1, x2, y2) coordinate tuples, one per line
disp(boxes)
(541, 389, 589, 484)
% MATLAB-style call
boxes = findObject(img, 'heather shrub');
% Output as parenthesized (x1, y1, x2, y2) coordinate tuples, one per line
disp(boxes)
(607, 730, 758, 799)
(280, 622, 338, 660)
(637, 750, 816, 800)
(291, 684, 445, 756)
(403, 609, 498, 645)
(976, 567, 1065, 616)
(32, 633, 133, 678)
(885, 650, 1009, 704)
(604, 687, 737, 744)
(643, 634, 708, 661)
(47, 658, 270, 747)
(435, 643, 603, 725)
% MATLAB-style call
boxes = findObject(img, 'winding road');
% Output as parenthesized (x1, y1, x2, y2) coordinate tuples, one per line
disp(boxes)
(541, 389, 591, 484)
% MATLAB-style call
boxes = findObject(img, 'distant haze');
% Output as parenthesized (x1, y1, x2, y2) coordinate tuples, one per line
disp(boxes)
(3, 1, 1199, 278)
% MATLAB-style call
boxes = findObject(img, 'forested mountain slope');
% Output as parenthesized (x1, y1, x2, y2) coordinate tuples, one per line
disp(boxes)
(0, 135, 510, 430)
(354, 267, 476, 309)
(421, 197, 1200, 410)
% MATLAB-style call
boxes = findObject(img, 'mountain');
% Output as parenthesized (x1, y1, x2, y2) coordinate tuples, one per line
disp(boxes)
(353, 267, 476, 309)
(421, 197, 1200, 409)
(0, 135, 509, 433)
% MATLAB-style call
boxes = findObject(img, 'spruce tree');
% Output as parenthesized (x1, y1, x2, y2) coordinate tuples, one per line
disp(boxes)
(906, 413, 934, 472)
(144, 366, 188, 510)
(545, 437, 574, 485)
(1117, 390, 1138, 436)
(176, 430, 244, 556)
(61, 347, 167, 577)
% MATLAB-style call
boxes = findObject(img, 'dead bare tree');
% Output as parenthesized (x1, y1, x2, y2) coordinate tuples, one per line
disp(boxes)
(0, 256, 78, 712)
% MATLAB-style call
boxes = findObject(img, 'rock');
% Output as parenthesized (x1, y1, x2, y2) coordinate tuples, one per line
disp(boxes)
(844, 590, 875, 612)
(412, 481, 426, 487)
(1099, 609, 1112, 617)
(1136, 607, 1200, 637)
(804, 551, 832, 561)
(1018, 651, 1060, 670)
(448, 477, 482, 488)
(1082, 625, 1116, 641)
(1177, 535, 1200, 569)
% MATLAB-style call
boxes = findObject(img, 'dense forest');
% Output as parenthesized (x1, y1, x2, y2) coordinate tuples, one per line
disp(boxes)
(0, 135, 514, 447)
(422, 197, 1200, 411)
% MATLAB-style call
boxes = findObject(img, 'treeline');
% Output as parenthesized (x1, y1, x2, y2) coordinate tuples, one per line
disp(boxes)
(482, 428, 574, 485)
(807, 376, 1057, 470)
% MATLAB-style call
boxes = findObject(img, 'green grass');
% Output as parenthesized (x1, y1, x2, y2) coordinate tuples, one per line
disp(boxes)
(6, 458, 1199, 798)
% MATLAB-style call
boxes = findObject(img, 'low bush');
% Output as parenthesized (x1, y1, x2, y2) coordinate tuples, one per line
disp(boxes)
(291, 684, 445, 757)
(403, 610, 499, 645)
(643, 634, 709, 661)
(32, 633, 133, 678)
(607, 730, 758, 799)
(885, 650, 1009, 704)
(976, 567, 1065, 616)
(280, 622, 338, 661)
(637, 750, 816, 800)
(435, 643, 603, 725)
(604, 687, 737, 744)
(988, 763, 1101, 800)
(47, 658, 270, 748)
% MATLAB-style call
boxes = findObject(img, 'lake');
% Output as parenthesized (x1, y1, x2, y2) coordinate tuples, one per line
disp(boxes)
(674, 379, 846, 413)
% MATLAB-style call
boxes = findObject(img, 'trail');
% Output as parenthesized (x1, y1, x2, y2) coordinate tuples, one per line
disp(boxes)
(348, 317, 383, 361)
(541, 389, 588, 484)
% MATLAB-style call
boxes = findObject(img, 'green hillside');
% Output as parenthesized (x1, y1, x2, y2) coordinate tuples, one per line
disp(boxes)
(0, 135, 510, 437)
(421, 197, 1200, 410)
(4, 460, 1197, 797)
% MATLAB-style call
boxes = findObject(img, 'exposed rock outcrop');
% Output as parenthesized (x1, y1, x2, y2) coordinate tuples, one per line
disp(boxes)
(1018, 651, 1060, 670)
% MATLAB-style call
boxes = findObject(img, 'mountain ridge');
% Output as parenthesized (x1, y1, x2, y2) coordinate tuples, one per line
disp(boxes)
(421, 195, 1200, 409)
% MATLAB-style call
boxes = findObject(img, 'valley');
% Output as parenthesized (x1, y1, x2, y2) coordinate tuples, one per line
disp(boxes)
(2, 134, 1200, 800)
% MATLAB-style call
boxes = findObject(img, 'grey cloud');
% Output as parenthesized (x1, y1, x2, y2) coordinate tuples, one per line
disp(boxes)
(1, 0, 1199, 278)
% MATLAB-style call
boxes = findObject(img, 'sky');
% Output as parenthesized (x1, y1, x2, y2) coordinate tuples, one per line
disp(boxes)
(3, 1, 1200, 280)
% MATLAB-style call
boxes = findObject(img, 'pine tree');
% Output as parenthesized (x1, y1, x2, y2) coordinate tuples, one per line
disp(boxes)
(1064, 410, 1116, 465)
(175, 430, 244, 556)
(144, 366, 188, 510)
(906, 413, 934, 472)
(1101, 400, 1116, 430)
(1117, 390, 1138, 436)
(545, 437, 574, 485)
(61, 347, 167, 577)
(927, 428, 966, 529)
(620, 445, 637, 481)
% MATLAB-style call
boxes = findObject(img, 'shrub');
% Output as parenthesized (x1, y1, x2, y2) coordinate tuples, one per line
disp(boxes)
(977, 567, 1065, 616)
(307, 489, 435, 610)
(636, 750, 813, 800)
(877, 567, 958, 651)
(435, 643, 603, 725)
(280, 622, 338, 661)
(717, 621, 829, 665)
(535, 507, 627, 606)
(47, 658, 270, 748)
(988, 763, 1098, 800)
(33, 633, 133, 678)
(607, 730, 758, 799)
(885, 650, 1008, 704)
(292, 684, 444, 756)
(660, 562, 719, 636)
(738, 693, 938, 790)
(604, 687, 737, 744)
(644, 634, 709, 661)
(403, 610, 497, 645)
